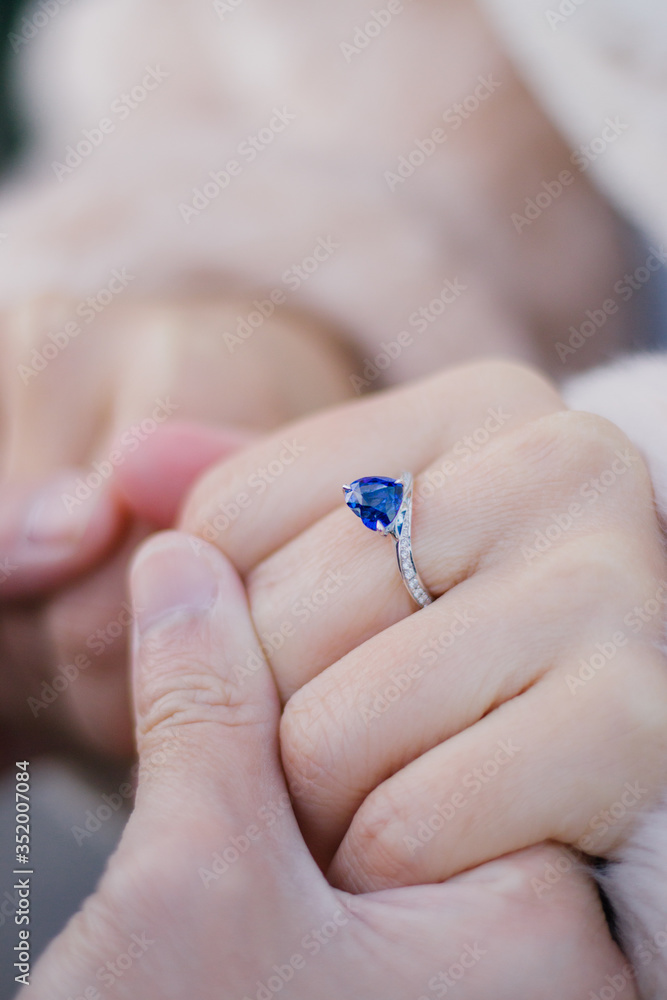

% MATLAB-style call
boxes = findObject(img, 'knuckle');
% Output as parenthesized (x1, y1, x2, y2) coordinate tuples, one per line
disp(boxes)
(528, 410, 648, 489)
(347, 783, 413, 883)
(136, 631, 266, 743)
(280, 689, 340, 798)
(246, 558, 293, 645)
(181, 465, 246, 551)
(536, 529, 664, 627)
(472, 359, 560, 404)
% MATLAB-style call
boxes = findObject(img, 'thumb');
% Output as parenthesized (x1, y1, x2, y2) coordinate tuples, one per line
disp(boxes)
(128, 531, 293, 845)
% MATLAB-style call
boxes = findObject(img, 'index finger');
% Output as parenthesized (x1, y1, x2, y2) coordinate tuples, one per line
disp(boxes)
(181, 360, 562, 574)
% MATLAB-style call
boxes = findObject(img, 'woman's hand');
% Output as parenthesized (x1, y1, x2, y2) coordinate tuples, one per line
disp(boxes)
(0, 294, 354, 759)
(25, 532, 636, 1000)
(181, 359, 667, 887)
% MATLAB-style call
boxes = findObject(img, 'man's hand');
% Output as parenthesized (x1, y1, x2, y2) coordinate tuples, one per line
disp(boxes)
(25, 531, 636, 1000)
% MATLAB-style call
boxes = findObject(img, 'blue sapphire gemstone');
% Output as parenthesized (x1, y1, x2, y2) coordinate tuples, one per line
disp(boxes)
(344, 476, 404, 531)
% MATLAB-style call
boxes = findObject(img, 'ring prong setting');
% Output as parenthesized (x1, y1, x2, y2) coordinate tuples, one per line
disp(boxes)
(342, 472, 433, 608)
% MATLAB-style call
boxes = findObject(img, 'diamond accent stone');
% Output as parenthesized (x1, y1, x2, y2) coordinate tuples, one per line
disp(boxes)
(343, 471, 432, 607)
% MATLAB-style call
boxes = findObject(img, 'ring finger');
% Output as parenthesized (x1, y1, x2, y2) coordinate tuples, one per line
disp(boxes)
(243, 407, 650, 698)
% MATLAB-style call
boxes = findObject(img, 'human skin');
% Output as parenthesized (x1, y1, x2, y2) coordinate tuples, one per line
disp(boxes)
(22, 532, 637, 1000)
(0, 0, 653, 987)
(0, 0, 637, 764)
(1, 0, 632, 379)
(4, 357, 653, 992)
(181, 359, 667, 888)
(4, 357, 661, 991)
(0, 295, 355, 760)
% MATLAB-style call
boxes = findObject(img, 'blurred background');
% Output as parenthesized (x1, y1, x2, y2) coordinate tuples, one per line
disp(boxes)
(0, 7, 127, 997)
(0, 0, 26, 171)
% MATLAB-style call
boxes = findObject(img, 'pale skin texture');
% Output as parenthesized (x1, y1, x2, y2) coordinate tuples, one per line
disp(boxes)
(0, 295, 354, 759)
(0, 0, 635, 763)
(0, 1, 657, 986)
(23, 532, 637, 1000)
(180, 360, 667, 889)
(5, 360, 659, 994)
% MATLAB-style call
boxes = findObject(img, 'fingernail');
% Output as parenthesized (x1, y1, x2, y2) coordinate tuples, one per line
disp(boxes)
(132, 533, 218, 636)
(24, 475, 101, 549)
